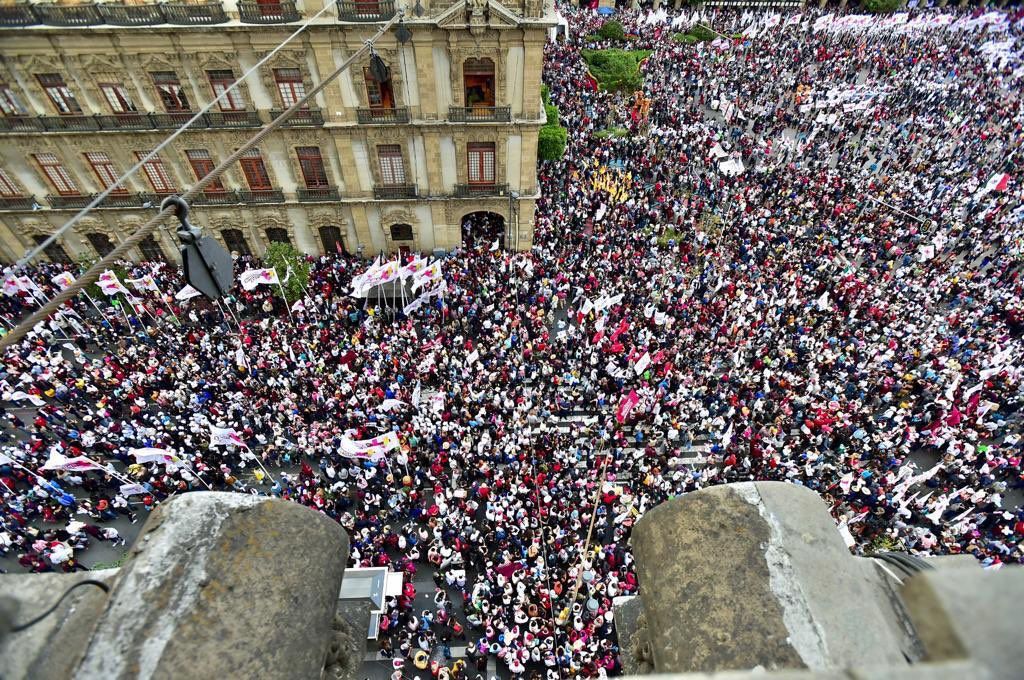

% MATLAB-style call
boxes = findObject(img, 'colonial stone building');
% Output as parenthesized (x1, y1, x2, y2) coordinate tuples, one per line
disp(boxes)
(0, 0, 554, 263)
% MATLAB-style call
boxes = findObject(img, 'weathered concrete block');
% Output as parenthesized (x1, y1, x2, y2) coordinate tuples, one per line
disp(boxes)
(0, 569, 118, 680)
(76, 492, 349, 680)
(901, 567, 1024, 680)
(628, 482, 908, 674)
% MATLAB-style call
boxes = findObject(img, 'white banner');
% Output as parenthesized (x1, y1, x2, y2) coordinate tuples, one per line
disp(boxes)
(209, 425, 247, 448)
(175, 284, 203, 301)
(240, 268, 280, 291)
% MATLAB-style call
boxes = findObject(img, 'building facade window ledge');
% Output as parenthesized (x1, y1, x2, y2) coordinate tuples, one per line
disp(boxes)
(373, 184, 418, 200)
(453, 183, 508, 198)
(238, 0, 300, 24)
(357, 108, 410, 125)
(162, 2, 229, 25)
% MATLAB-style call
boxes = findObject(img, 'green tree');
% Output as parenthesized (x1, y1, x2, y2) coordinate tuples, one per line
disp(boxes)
(76, 254, 129, 301)
(580, 49, 652, 93)
(262, 241, 310, 303)
(538, 124, 568, 161)
(596, 20, 626, 42)
(862, 0, 903, 13)
(545, 103, 559, 126)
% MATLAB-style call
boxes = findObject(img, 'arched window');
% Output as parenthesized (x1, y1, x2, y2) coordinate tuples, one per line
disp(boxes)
(265, 228, 290, 245)
(86, 232, 114, 257)
(222, 229, 251, 257)
(464, 58, 495, 108)
(139, 235, 165, 262)
(390, 223, 413, 241)
(319, 226, 345, 254)
(33, 235, 71, 264)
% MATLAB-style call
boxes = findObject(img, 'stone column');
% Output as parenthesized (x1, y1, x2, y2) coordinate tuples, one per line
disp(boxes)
(77, 492, 349, 680)
(310, 37, 347, 124)
(413, 37, 437, 120)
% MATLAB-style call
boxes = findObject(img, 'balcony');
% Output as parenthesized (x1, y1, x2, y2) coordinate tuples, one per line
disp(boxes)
(0, 116, 45, 132)
(238, 0, 299, 23)
(34, 2, 102, 26)
(100, 192, 146, 208)
(47, 194, 94, 210)
(357, 108, 409, 125)
(0, 3, 38, 26)
(151, 112, 202, 129)
(374, 185, 417, 200)
(207, 111, 262, 128)
(449, 106, 512, 123)
(192, 190, 240, 206)
(271, 108, 324, 127)
(98, 3, 165, 26)
(41, 115, 100, 132)
(454, 183, 508, 198)
(0, 196, 37, 211)
(239, 189, 285, 204)
(162, 1, 227, 24)
(337, 0, 395, 22)
(297, 187, 339, 202)
(96, 113, 156, 131)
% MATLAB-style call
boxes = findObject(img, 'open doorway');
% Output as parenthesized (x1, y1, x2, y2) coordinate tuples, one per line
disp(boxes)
(461, 211, 505, 251)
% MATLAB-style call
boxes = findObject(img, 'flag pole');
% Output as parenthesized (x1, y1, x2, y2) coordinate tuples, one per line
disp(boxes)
(83, 291, 113, 328)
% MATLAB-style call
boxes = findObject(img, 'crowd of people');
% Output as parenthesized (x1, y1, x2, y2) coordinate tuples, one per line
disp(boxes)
(3, 4, 1024, 679)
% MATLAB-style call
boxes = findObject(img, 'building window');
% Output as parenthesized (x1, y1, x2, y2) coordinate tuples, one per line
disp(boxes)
(185, 149, 225, 192)
(464, 58, 495, 108)
(33, 235, 72, 264)
(136, 151, 176, 194)
(37, 74, 82, 115)
(151, 72, 191, 112)
(139, 235, 165, 261)
(274, 68, 307, 109)
(0, 84, 26, 116)
(390, 223, 413, 241)
(265, 228, 290, 244)
(207, 70, 245, 111)
(34, 153, 79, 195)
(86, 232, 115, 257)
(222, 228, 251, 256)
(467, 143, 495, 184)
(239, 148, 272, 190)
(319, 226, 344, 254)
(85, 152, 127, 194)
(377, 145, 405, 185)
(363, 67, 394, 110)
(0, 169, 21, 197)
(296, 147, 328, 189)
(99, 83, 137, 114)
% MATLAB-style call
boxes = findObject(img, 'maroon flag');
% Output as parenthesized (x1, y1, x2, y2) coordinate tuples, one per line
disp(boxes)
(616, 389, 639, 424)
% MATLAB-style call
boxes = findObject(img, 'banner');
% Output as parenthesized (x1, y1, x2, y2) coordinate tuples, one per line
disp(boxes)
(41, 453, 107, 472)
(240, 268, 280, 291)
(4, 390, 45, 406)
(98, 270, 129, 296)
(119, 483, 149, 497)
(209, 425, 247, 448)
(51, 272, 75, 290)
(411, 261, 443, 292)
(339, 431, 400, 461)
(175, 284, 203, 301)
(616, 390, 640, 423)
(411, 380, 422, 408)
(127, 274, 160, 293)
(400, 256, 430, 279)
(3, 276, 32, 297)
(129, 447, 180, 464)
(633, 351, 651, 376)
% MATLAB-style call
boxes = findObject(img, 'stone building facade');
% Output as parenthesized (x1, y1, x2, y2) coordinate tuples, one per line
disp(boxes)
(0, 0, 554, 264)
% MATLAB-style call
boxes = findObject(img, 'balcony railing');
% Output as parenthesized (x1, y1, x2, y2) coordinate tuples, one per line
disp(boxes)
(98, 3, 165, 26)
(271, 108, 324, 126)
(162, 2, 227, 24)
(357, 108, 409, 125)
(0, 116, 45, 132)
(449, 106, 512, 123)
(151, 112, 202, 129)
(34, 2, 103, 26)
(0, 3, 39, 26)
(192, 190, 240, 206)
(454, 183, 508, 198)
(100, 192, 146, 208)
(0, 196, 37, 211)
(207, 111, 262, 128)
(374, 185, 417, 200)
(96, 113, 156, 131)
(41, 115, 100, 132)
(239, 189, 285, 204)
(337, 0, 395, 22)
(238, 0, 299, 23)
(297, 187, 340, 202)
(48, 194, 94, 210)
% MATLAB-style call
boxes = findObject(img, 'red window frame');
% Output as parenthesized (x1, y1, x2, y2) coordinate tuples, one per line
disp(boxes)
(296, 146, 329, 189)
(136, 151, 176, 194)
(84, 152, 128, 194)
(467, 142, 495, 184)
(99, 82, 137, 114)
(207, 70, 245, 112)
(0, 168, 21, 197)
(377, 145, 405, 186)
(34, 153, 79, 195)
(239, 148, 272, 190)
(151, 72, 191, 113)
(0, 84, 26, 116)
(185, 149, 225, 192)
(36, 74, 82, 115)
(274, 68, 308, 110)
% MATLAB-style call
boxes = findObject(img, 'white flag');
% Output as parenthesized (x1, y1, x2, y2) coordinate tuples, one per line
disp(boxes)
(175, 284, 203, 301)
(411, 380, 422, 408)
(51, 272, 76, 290)
(41, 453, 107, 472)
(126, 274, 160, 293)
(129, 447, 180, 464)
(119, 483, 149, 497)
(4, 391, 45, 406)
(240, 268, 280, 291)
(466, 349, 480, 365)
(209, 425, 247, 448)
(291, 298, 306, 313)
(633, 351, 651, 376)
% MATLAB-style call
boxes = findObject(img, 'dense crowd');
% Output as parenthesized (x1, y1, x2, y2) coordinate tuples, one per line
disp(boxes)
(3, 5, 1024, 679)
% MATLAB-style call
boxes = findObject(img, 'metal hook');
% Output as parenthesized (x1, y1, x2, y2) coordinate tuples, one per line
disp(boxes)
(161, 195, 201, 246)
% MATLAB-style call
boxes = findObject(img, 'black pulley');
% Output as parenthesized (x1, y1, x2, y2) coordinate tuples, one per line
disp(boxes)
(161, 195, 233, 300)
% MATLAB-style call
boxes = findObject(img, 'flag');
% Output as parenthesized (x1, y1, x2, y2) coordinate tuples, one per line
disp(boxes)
(2, 276, 31, 297)
(633, 351, 651, 376)
(291, 298, 306, 313)
(209, 425, 247, 448)
(466, 349, 480, 365)
(240, 268, 280, 291)
(175, 284, 202, 301)
(51, 272, 76, 290)
(97, 270, 129, 296)
(340, 431, 400, 460)
(610, 319, 630, 343)
(984, 172, 1010, 193)
(490, 239, 500, 252)
(378, 399, 406, 412)
(127, 274, 160, 293)
(403, 292, 429, 316)
(411, 261, 442, 292)
(119, 483, 148, 497)
(4, 391, 45, 406)
(128, 447, 180, 464)
(615, 390, 640, 423)
(400, 256, 430, 279)
(411, 380, 422, 408)
(41, 453, 107, 472)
